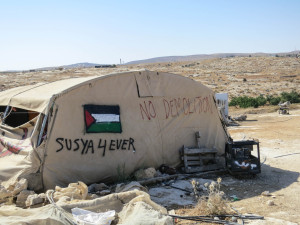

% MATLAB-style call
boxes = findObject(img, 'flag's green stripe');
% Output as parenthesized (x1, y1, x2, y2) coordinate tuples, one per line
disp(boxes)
(87, 122, 121, 133)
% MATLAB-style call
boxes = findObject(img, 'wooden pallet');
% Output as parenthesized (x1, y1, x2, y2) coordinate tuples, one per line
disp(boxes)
(182, 146, 219, 173)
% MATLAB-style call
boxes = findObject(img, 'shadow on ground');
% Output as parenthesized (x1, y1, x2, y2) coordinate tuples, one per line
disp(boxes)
(220, 163, 299, 200)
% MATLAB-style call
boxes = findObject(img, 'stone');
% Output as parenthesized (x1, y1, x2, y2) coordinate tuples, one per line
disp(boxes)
(267, 200, 275, 206)
(154, 170, 162, 177)
(16, 190, 35, 207)
(12, 178, 28, 196)
(87, 193, 99, 200)
(232, 216, 238, 222)
(99, 190, 111, 196)
(144, 168, 156, 178)
(54, 181, 88, 201)
(262, 191, 271, 196)
(88, 183, 109, 193)
(0, 185, 11, 201)
(134, 167, 156, 180)
(115, 181, 147, 193)
(25, 194, 44, 207)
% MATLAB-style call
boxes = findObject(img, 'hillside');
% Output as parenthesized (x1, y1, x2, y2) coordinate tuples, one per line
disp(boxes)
(1, 56, 299, 100)
(126, 51, 300, 65)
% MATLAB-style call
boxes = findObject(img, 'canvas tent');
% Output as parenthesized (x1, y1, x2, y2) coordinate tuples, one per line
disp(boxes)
(0, 70, 230, 191)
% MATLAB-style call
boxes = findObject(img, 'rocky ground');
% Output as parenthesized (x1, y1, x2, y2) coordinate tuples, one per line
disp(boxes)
(170, 106, 300, 224)
(1, 56, 300, 99)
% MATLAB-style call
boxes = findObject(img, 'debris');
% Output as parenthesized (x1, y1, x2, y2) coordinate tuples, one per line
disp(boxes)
(99, 190, 111, 196)
(232, 216, 238, 222)
(139, 174, 179, 186)
(134, 167, 156, 180)
(159, 164, 177, 175)
(267, 200, 275, 206)
(12, 178, 28, 196)
(115, 181, 147, 193)
(233, 114, 247, 121)
(71, 207, 115, 225)
(154, 170, 162, 177)
(230, 195, 239, 201)
(261, 191, 271, 196)
(88, 183, 109, 193)
(25, 193, 45, 207)
(16, 190, 35, 207)
(168, 209, 176, 215)
(53, 181, 88, 201)
(87, 193, 99, 200)
(0, 184, 11, 202)
(168, 213, 264, 224)
(149, 180, 196, 207)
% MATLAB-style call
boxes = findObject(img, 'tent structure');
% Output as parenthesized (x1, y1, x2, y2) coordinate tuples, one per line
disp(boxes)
(0, 70, 230, 190)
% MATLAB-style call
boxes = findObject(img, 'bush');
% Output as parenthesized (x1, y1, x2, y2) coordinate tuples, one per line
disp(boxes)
(280, 91, 300, 103)
(229, 96, 266, 108)
(229, 91, 300, 108)
(269, 96, 281, 105)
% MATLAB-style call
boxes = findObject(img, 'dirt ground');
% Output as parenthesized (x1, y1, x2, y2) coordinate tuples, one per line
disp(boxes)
(228, 106, 300, 223)
(175, 105, 300, 224)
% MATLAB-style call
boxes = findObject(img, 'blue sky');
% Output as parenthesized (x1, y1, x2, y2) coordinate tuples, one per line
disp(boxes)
(0, 0, 299, 70)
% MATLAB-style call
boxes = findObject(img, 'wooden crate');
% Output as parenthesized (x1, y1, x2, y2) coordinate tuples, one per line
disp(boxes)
(181, 146, 219, 173)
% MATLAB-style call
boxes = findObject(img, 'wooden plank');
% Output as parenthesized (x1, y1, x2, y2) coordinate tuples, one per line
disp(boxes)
(186, 158, 217, 166)
(186, 156, 200, 160)
(184, 154, 188, 171)
(184, 148, 217, 154)
(186, 161, 201, 166)
(185, 164, 219, 173)
(189, 156, 216, 161)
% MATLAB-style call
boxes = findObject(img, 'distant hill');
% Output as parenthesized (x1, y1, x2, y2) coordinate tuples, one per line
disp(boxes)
(36, 62, 102, 71)
(126, 51, 300, 65)
(1, 51, 299, 72)
(1, 62, 104, 73)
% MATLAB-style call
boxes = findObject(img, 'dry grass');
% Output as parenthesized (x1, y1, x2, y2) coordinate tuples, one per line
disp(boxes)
(190, 178, 232, 216)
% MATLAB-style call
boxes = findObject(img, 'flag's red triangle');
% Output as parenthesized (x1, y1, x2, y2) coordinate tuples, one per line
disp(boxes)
(85, 110, 95, 128)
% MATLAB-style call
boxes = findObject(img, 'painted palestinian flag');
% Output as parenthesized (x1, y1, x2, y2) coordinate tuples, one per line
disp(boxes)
(84, 105, 122, 133)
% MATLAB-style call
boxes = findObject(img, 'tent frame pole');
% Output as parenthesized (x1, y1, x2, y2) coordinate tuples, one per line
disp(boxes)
(37, 114, 48, 146)
(1, 106, 10, 125)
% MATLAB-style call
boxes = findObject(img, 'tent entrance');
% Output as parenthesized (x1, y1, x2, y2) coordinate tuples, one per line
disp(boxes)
(0, 106, 39, 128)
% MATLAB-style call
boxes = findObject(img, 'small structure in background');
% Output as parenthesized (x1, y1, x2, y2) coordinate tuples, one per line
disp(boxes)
(215, 93, 239, 126)
(278, 101, 290, 115)
(215, 93, 228, 117)
(95, 64, 116, 68)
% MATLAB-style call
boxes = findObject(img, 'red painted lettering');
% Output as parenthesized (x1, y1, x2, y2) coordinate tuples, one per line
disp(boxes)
(139, 101, 151, 120)
(163, 99, 170, 119)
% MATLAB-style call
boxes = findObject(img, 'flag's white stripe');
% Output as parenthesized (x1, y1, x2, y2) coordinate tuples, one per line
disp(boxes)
(91, 114, 120, 123)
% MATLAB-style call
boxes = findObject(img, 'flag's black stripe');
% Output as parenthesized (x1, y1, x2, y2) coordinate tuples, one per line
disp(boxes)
(84, 105, 120, 115)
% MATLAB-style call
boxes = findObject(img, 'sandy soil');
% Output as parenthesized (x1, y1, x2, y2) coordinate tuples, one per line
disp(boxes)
(227, 107, 300, 223)
(174, 106, 300, 224)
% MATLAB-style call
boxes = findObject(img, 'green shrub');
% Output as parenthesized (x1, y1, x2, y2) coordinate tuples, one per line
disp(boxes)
(229, 96, 266, 108)
(255, 95, 267, 106)
(229, 91, 300, 108)
(280, 91, 300, 103)
(269, 96, 281, 105)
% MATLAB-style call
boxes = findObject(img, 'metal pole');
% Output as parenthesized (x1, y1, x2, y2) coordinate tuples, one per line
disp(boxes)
(37, 114, 48, 146)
